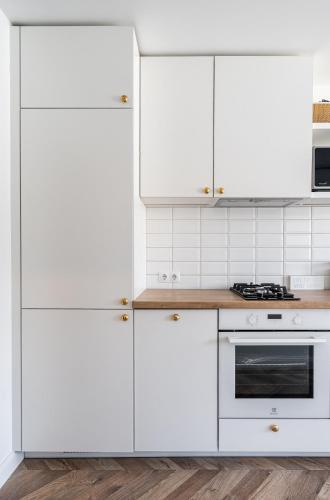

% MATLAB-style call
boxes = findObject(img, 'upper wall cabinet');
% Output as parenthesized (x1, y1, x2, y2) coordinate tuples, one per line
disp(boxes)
(21, 27, 137, 108)
(140, 57, 214, 202)
(214, 56, 313, 199)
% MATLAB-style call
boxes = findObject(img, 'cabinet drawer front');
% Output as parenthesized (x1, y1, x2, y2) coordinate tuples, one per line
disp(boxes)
(219, 419, 330, 453)
(21, 26, 135, 108)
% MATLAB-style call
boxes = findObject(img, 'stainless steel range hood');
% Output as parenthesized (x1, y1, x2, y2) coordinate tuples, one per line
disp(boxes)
(215, 198, 303, 207)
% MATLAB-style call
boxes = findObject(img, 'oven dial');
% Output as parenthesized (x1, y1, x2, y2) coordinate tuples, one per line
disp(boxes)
(293, 314, 302, 326)
(247, 314, 257, 326)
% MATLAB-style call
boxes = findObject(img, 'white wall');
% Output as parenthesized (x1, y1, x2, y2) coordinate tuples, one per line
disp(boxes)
(0, 7, 12, 467)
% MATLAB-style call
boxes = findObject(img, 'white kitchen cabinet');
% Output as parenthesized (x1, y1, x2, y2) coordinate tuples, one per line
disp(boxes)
(214, 56, 312, 198)
(21, 109, 139, 309)
(21, 26, 138, 108)
(22, 309, 133, 452)
(135, 309, 218, 452)
(141, 57, 214, 202)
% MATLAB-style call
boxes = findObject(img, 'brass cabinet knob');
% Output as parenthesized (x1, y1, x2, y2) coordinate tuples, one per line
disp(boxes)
(120, 95, 129, 103)
(121, 298, 129, 305)
(217, 187, 225, 194)
(271, 424, 279, 432)
(203, 186, 211, 194)
(121, 314, 129, 322)
(172, 313, 181, 321)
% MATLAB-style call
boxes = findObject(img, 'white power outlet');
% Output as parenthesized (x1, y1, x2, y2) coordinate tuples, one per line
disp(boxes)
(158, 272, 170, 283)
(171, 272, 181, 283)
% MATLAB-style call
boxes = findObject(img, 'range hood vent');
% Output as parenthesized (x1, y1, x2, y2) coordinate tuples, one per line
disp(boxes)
(215, 198, 303, 207)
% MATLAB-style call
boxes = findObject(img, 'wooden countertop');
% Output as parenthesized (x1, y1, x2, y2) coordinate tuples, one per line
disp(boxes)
(133, 289, 330, 309)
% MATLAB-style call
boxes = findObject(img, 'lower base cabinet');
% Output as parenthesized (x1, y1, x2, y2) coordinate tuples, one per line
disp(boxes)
(22, 309, 133, 452)
(134, 309, 218, 452)
(219, 419, 330, 453)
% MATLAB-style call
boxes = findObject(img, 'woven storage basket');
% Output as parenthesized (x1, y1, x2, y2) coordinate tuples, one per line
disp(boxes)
(313, 103, 330, 123)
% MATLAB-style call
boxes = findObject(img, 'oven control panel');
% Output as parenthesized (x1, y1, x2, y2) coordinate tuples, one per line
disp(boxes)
(219, 309, 330, 330)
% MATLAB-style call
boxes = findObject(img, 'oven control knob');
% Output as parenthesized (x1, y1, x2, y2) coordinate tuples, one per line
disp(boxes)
(293, 315, 302, 326)
(247, 314, 257, 326)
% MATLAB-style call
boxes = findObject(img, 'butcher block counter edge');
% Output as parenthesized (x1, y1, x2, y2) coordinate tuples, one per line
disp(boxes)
(132, 289, 330, 309)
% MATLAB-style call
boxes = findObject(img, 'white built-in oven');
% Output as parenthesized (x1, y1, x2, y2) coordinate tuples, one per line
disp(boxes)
(219, 309, 330, 419)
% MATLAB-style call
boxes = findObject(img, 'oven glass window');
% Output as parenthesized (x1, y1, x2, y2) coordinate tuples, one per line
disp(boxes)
(235, 345, 313, 398)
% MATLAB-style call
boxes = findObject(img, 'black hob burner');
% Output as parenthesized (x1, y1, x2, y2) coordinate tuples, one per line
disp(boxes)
(230, 282, 300, 301)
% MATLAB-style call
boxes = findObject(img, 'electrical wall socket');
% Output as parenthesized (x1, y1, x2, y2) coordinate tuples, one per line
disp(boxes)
(158, 272, 181, 283)
(290, 276, 325, 290)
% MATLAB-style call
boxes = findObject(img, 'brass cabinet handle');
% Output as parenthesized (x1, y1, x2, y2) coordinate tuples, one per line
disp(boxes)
(120, 95, 129, 103)
(203, 186, 211, 194)
(121, 298, 129, 305)
(217, 187, 225, 194)
(121, 314, 129, 322)
(271, 424, 279, 432)
(172, 313, 181, 321)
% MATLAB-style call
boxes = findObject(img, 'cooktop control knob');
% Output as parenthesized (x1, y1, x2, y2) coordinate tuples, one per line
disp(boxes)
(293, 314, 302, 326)
(248, 314, 257, 326)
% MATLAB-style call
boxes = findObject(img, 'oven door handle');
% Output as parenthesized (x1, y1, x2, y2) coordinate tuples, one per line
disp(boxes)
(227, 337, 327, 345)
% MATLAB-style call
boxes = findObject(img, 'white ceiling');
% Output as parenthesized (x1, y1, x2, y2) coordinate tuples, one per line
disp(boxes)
(1, 0, 330, 85)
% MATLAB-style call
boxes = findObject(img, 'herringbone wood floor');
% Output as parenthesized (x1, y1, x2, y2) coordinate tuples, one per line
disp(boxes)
(2, 457, 330, 499)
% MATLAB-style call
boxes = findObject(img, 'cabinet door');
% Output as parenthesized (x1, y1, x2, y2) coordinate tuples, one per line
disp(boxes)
(21, 26, 135, 108)
(22, 309, 133, 452)
(21, 109, 133, 309)
(214, 56, 312, 198)
(141, 57, 214, 199)
(135, 309, 218, 452)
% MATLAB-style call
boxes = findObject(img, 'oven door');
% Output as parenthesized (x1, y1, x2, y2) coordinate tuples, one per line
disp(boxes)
(219, 331, 330, 418)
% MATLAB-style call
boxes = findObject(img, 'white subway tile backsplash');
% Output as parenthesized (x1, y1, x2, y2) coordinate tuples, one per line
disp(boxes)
(284, 247, 311, 261)
(256, 261, 283, 275)
(201, 261, 227, 275)
(201, 220, 227, 234)
(312, 248, 330, 262)
(229, 247, 255, 261)
(284, 262, 312, 275)
(256, 208, 283, 219)
(256, 220, 283, 234)
(173, 234, 200, 248)
(256, 234, 283, 247)
(201, 247, 228, 262)
(173, 220, 200, 234)
(284, 207, 311, 219)
(229, 261, 255, 275)
(173, 261, 200, 275)
(312, 262, 330, 276)
(312, 234, 330, 247)
(173, 207, 200, 219)
(229, 234, 255, 247)
(145, 206, 330, 289)
(256, 247, 283, 261)
(201, 207, 227, 219)
(173, 276, 201, 289)
(312, 220, 330, 233)
(147, 247, 172, 261)
(285, 233, 311, 247)
(201, 233, 228, 247)
(147, 234, 172, 248)
(146, 207, 172, 220)
(172, 247, 200, 262)
(284, 219, 311, 233)
(312, 207, 330, 219)
(201, 276, 228, 289)
(229, 220, 255, 234)
(229, 208, 255, 219)
(146, 220, 172, 234)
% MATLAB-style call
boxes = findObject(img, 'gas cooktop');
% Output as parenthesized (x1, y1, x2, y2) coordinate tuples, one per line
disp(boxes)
(230, 283, 300, 301)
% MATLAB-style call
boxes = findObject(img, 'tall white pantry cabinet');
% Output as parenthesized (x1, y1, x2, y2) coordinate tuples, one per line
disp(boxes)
(11, 26, 145, 452)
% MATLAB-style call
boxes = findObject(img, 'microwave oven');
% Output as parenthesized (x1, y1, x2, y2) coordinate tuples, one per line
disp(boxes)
(313, 146, 330, 191)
